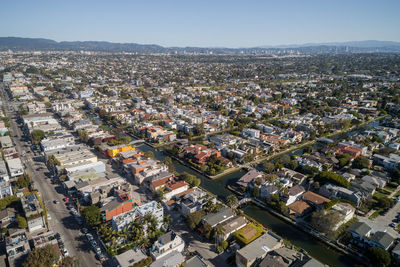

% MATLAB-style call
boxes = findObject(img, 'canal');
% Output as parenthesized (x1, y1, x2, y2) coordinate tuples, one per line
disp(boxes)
(128, 117, 389, 266)
(134, 142, 353, 266)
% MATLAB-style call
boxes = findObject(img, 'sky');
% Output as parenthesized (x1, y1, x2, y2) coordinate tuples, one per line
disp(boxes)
(1, 0, 399, 47)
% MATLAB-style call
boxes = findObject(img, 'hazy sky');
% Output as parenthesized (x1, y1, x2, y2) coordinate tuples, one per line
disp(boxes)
(1, 0, 399, 47)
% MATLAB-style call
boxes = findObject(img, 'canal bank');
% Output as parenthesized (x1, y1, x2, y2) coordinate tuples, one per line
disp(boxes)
(127, 116, 388, 267)
(134, 141, 354, 266)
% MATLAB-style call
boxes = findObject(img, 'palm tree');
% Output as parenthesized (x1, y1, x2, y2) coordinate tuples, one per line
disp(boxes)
(215, 226, 225, 244)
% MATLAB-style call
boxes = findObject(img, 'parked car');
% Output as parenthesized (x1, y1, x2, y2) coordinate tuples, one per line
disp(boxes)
(63, 197, 69, 202)
(90, 240, 97, 247)
(94, 246, 101, 254)
(86, 233, 93, 241)
(389, 222, 397, 228)
(63, 248, 69, 256)
(53, 200, 59, 204)
(82, 228, 88, 234)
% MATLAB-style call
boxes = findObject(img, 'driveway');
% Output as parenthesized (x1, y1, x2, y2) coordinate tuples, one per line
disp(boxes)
(168, 211, 234, 267)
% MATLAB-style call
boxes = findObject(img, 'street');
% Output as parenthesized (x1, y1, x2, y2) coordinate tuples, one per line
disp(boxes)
(1, 86, 101, 267)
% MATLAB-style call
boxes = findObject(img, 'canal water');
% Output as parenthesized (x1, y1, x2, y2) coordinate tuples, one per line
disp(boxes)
(134, 142, 353, 266)
(130, 118, 388, 266)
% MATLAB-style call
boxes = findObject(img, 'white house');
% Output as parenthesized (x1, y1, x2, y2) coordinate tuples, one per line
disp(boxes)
(150, 231, 185, 260)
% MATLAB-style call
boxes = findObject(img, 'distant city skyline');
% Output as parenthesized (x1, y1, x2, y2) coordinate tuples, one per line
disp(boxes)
(1, 0, 399, 47)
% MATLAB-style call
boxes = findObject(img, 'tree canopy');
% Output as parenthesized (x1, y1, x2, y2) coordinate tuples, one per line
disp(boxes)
(23, 244, 59, 267)
(226, 194, 238, 208)
(187, 210, 205, 230)
(31, 129, 45, 143)
(81, 205, 100, 226)
(352, 156, 370, 169)
(367, 247, 391, 267)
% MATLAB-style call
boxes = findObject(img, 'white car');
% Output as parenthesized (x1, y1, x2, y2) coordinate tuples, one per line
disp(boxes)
(63, 248, 69, 256)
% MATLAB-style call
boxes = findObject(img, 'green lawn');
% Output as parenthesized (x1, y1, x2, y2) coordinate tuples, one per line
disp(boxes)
(369, 209, 384, 219)
(233, 223, 265, 246)
(373, 191, 388, 200)
(383, 186, 395, 193)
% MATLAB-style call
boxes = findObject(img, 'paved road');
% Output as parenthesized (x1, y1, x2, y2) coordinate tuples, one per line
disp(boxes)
(368, 199, 400, 238)
(1, 86, 100, 267)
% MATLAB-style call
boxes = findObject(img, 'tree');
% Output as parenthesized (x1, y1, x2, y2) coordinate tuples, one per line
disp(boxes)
(226, 195, 238, 208)
(60, 256, 80, 267)
(278, 154, 291, 166)
(31, 129, 45, 143)
(17, 215, 27, 229)
(337, 154, 351, 168)
(16, 173, 31, 188)
(303, 145, 313, 154)
(144, 151, 155, 159)
(315, 171, 349, 188)
(287, 160, 298, 170)
(352, 156, 370, 169)
(367, 247, 391, 267)
(155, 188, 165, 201)
(187, 210, 205, 230)
(378, 197, 394, 209)
(263, 162, 275, 173)
(203, 224, 213, 239)
(23, 244, 59, 267)
(311, 210, 342, 234)
(180, 172, 201, 187)
(81, 205, 100, 226)
(252, 186, 260, 198)
(221, 240, 228, 250)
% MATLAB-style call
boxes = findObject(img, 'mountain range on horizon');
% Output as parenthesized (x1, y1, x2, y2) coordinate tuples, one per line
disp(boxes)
(1, 37, 400, 54)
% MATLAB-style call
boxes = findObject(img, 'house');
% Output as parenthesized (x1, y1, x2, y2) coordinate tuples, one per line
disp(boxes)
(6, 229, 31, 267)
(0, 207, 16, 228)
(282, 185, 305, 206)
(0, 136, 13, 148)
(361, 175, 387, 189)
(107, 144, 135, 158)
(236, 232, 283, 267)
(347, 221, 395, 250)
(0, 160, 10, 181)
(288, 200, 312, 217)
(112, 209, 137, 231)
(373, 154, 400, 171)
(260, 183, 279, 200)
(27, 216, 47, 233)
(150, 251, 185, 267)
(319, 183, 362, 206)
(215, 216, 248, 243)
(331, 203, 355, 230)
(100, 194, 133, 222)
(392, 243, 400, 263)
(150, 231, 185, 260)
(21, 194, 43, 218)
(202, 207, 235, 228)
(0, 180, 13, 198)
(113, 248, 148, 267)
(302, 191, 330, 210)
(243, 129, 260, 139)
(236, 169, 264, 189)
(6, 158, 24, 178)
(136, 201, 164, 228)
(185, 255, 209, 267)
(31, 231, 58, 249)
(180, 187, 209, 217)
(163, 180, 189, 201)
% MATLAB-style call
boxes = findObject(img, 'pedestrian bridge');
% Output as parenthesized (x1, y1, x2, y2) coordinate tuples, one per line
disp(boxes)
(238, 197, 252, 206)
(130, 139, 145, 145)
